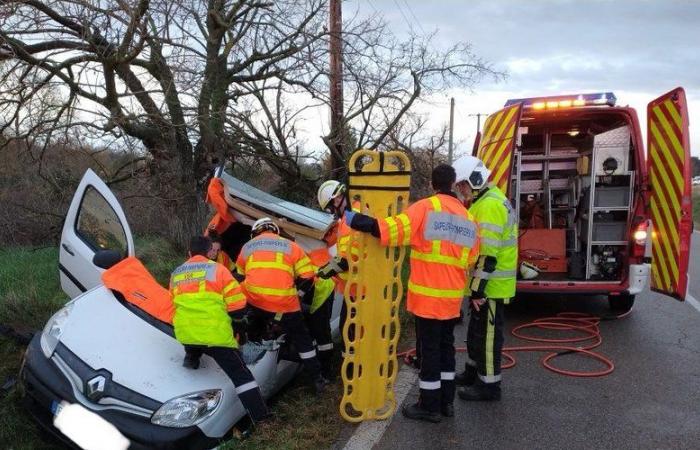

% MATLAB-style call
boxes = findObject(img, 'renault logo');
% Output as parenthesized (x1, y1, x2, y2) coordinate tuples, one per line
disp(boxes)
(85, 375, 107, 401)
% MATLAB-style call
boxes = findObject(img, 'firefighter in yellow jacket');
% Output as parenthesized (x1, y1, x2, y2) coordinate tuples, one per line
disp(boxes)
(170, 235, 269, 423)
(452, 156, 518, 401)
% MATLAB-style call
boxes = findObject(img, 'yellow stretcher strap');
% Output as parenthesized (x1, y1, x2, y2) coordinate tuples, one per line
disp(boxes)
(340, 149, 411, 422)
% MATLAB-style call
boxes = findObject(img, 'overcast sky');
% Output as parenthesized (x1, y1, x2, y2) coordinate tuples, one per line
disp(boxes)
(333, 0, 700, 157)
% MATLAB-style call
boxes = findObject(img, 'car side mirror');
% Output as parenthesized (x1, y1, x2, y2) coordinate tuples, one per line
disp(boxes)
(93, 249, 124, 270)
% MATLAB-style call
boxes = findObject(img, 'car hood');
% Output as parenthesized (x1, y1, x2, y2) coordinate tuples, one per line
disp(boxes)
(59, 287, 249, 403)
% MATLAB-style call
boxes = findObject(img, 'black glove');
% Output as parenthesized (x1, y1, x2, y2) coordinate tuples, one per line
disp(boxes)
(232, 270, 245, 283)
(318, 256, 349, 279)
(229, 311, 249, 345)
(344, 211, 380, 237)
(295, 277, 315, 304)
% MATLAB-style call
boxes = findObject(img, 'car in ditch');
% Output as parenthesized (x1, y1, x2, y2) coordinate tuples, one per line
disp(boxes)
(20, 168, 341, 449)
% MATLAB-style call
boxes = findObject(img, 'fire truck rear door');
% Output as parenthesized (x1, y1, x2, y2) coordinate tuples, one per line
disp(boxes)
(647, 87, 692, 301)
(476, 103, 523, 196)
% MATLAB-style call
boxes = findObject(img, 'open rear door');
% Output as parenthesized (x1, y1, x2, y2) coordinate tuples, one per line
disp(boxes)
(59, 169, 134, 299)
(647, 87, 692, 301)
(476, 103, 523, 196)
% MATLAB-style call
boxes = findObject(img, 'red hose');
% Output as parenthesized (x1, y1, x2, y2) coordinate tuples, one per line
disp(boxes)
(397, 309, 632, 378)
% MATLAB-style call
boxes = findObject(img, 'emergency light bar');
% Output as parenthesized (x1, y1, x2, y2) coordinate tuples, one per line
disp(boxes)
(505, 92, 617, 110)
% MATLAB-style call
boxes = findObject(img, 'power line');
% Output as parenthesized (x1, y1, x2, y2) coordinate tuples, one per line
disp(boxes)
(401, 0, 426, 35)
(392, 0, 415, 32)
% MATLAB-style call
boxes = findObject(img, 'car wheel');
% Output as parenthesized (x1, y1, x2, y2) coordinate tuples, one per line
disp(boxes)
(608, 294, 635, 312)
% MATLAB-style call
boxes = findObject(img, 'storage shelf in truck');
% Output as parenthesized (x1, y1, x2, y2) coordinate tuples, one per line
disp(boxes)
(472, 89, 693, 311)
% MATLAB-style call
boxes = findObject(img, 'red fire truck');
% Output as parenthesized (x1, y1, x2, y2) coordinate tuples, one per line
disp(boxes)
(474, 88, 692, 310)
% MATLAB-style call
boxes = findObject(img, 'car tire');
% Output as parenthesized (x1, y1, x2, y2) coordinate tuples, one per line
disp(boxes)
(608, 294, 635, 312)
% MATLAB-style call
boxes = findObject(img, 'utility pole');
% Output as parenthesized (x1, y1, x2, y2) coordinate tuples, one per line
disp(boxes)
(329, 0, 344, 172)
(448, 97, 455, 164)
(468, 113, 487, 135)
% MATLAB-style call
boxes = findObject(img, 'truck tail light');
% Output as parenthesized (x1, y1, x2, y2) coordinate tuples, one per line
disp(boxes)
(632, 221, 648, 257)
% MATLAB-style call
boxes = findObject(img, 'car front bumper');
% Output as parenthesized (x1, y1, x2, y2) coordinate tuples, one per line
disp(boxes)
(20, 334, 220, 450)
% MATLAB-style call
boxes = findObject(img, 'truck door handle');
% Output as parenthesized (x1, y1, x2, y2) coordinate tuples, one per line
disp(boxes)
(62, 243, 75, 256)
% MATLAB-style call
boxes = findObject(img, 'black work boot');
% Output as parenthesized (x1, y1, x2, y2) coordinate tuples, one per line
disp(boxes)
(318, 350, 336, 381)
(457, 382, 501, 401)
(440, 403, 454, 417)
(401, 402, 442, 423)
(182, 354, 200, 370)
(454, 364, 476, 386)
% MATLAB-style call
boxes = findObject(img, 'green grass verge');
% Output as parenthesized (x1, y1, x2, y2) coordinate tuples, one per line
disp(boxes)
(0, 246, 66, 449)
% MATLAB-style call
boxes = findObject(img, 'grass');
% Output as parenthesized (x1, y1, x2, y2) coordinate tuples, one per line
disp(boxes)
(0, 239, 415, 450)
(0, 246, 66, 449)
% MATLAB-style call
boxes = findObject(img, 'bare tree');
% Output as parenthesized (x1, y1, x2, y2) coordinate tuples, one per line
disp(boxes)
(0, 0, 328, 236)
(0, 0, 500, 241)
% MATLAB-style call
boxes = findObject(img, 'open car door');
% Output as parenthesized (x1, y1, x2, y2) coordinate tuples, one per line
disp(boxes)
(647, 87, 692, 301)
(475, 103, 523, 196)
(59, 169, 134, 299)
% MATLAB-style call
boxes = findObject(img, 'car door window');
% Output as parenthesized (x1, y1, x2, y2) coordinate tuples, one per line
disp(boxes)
(75, 186, 128, 256)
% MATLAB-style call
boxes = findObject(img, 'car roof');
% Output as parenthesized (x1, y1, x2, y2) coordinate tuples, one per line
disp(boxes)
(221, 172, 334, 232)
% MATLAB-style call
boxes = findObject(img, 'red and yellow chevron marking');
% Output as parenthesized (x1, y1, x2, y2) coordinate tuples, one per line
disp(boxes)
(647, 88, 690, 299)
(477, 103, 523, 194)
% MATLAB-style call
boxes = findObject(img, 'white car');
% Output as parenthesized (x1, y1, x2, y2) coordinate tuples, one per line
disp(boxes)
(21, 169, 341, 449)
(692, 176, 700, 185)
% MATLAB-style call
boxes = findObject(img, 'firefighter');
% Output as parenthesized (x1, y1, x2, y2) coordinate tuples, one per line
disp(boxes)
(315, 181, 361, 357)
(343, 164, 479, 422)
(169, 236, 269, 424)
(235, 217, 329, 393)
(452, 155, 518, 401)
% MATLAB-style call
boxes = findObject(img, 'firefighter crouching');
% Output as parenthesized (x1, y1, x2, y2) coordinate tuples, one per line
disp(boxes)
(235, 218, 331, 394)
(169, 236, 270, 424)
(343, 164, 480, 423)
(452, 156, 518, 401)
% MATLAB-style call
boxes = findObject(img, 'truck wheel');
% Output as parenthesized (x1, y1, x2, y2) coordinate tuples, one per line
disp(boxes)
(608, 294, 635, 312)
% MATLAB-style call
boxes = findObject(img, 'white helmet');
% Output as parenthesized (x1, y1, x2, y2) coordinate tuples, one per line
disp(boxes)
(452, 155, 491, 190)
(251, 217, 279, 236)
(317, 180, 346, 210)
(520, 261, 540, 280)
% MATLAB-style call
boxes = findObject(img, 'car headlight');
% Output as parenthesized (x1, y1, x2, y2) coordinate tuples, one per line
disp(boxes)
(151, 390, 222, 428)
(40, 303, 74, 357)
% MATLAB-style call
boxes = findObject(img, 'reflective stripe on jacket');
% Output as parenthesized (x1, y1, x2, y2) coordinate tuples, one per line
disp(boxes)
(216, 250, 235, 272)
(236, 232, 314, 313)
(377, 194, 480, 320)
(335, 202, 362, 294)
(469, 186, 518, 299)
(169, 255, 246, 348)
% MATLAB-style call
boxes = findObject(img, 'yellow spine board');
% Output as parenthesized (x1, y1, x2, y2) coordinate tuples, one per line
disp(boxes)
(340, 150, 411, 422)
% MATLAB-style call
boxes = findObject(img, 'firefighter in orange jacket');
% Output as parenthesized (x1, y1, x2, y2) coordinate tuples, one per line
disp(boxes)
(170, 236, 269, 424)
(344, 164, 480, 423)
(315, 180, 361, 358)
(235, 218, 329, 394)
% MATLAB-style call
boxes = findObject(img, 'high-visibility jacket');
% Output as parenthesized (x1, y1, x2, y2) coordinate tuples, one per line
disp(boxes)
(469, 185, 518, 300)
(304, 238, 336, 314)
(169, 255, 246, 348)
(377, 193, 480, 320)
(335, 201, 362, 294)
(102, 257, 175, 323)
(216, 250, 235, 272)
(205, 177, 237, 234)
(236, 232, 315, 313)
